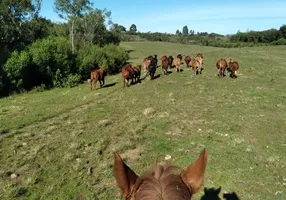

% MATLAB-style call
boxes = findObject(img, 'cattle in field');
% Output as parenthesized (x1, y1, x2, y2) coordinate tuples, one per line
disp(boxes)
(90, 69, 107, 90)
(227, 61, 239, 78)
(161, 55, 169, 75)
(184, 56, 191, 67)
(216, 59, 227, 77)
(113, 148, 208, 200)
(122, 64, 136, 88)
(173, 57, 181, 72)
(168, 56, 174, 68)
(192, 57, 203, 75)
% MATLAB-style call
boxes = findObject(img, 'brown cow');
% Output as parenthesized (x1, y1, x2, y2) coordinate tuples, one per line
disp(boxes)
(161, 55, 169, 75)
(113, 148, 208, 200)
(216, 59, 227, 77)
(122, 64, 135, 88)
(185, 56, 191, 67)
(168, 56, 174, 68)
(227, 61, 239, 78)
(90, 69, 107, 90)
(173, 57, 181, 72)
(192, 57, 203, 75)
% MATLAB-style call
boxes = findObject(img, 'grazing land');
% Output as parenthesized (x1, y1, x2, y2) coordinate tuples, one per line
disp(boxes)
(0, 42, 286, 199)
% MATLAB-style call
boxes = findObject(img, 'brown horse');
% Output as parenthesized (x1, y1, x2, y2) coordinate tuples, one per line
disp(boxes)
(185, 56, 191, 67)
(113, 148, 208, 200)
(168, 56, 174, 68)
(122, 64, 135, 88)
(133, 64, 142, 83)
(161, 55, 169, 75)
(90, 69, 107, 90)
(227, 61, 239, 78)
(192, 57, 203, 75)
(173, 57, 181, 72)
(216, 59, 227, 77)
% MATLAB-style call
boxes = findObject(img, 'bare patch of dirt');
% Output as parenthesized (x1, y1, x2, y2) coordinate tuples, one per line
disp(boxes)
(120, 147, 142, 162)
(143, 108, 156, 116)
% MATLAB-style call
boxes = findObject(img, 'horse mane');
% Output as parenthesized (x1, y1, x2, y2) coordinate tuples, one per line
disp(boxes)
(130, 163, 192, 200)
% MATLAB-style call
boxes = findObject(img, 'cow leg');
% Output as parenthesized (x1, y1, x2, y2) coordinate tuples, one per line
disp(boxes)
(218, 69, 221, 77)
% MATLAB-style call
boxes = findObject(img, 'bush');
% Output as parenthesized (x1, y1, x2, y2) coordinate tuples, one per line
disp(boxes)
(77, 44, 129, 78)
(4, 36, 75, 92)
(4, 50, 32, 91)
(64, 74, 81, 88)
(272, 38, 286, 45)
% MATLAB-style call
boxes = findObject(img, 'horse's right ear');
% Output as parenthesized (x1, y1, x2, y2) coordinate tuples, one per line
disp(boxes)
(113, 153, 138, 199)
(181, 148, 208, 194)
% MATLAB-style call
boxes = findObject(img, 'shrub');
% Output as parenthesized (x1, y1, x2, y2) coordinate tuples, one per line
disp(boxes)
(4, 36, 75, 92)
(64, 74, 81, 88)
(77, 44, 129, 78)
(272, 38, 286, 45)
(4, 50, 31, 91)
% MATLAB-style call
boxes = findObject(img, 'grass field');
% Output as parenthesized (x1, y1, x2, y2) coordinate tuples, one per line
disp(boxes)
(0, 41, 286, 199)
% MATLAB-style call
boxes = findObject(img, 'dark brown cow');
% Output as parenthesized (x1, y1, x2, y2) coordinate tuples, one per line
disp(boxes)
(161, 55, 169, 75)
(185, 56, 191, 67)
(121, 64, 135, 88)
(216, 59, 227, 77)
(90, 69, 107, 90)
(113, 148, 208, 200)
(227, 61, 239, 78)
(168, 56, 174, 68)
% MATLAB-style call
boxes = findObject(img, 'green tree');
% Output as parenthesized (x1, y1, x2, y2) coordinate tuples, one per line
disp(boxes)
(279, 25, 286, 38)
(54, 0, 92, 53)
(0, 0, 43, 96)
(182, 25, 189, 35)
(129, 24, 137, 34)
(176, 29, 181, 35)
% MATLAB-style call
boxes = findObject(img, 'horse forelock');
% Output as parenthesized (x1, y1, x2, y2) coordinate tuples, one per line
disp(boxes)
(130, 164, 192, 200)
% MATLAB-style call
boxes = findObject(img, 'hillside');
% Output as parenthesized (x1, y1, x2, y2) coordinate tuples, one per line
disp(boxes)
(0, 42, 286, 199)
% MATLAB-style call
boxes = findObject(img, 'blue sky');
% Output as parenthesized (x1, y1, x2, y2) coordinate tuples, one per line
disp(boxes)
(40, 0, 286, 35)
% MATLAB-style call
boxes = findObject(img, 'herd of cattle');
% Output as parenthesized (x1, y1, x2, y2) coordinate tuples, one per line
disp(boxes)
(90, 53, 239, 90)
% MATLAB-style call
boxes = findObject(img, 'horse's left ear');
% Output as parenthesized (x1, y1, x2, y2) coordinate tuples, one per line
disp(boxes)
(180, 148, 208, 194)
(113, 153, 138, 198)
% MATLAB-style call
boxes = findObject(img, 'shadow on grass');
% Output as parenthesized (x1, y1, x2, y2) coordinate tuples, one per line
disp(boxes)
(125, 49, 135, 53)
(200, 187, 240, 200)
(101, 82, 118, 88)
(151, 74, 161, 80)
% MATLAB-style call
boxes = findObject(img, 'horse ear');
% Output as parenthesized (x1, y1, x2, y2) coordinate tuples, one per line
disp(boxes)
(113, 153, 138, 198)
(181, 148, 208, 194)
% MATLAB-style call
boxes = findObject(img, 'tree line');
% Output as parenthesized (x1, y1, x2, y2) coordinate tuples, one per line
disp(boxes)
(122, 24, 286, 47)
